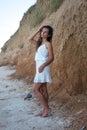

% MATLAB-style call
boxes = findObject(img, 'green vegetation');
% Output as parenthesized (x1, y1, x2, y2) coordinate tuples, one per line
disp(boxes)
(30, 7, 46, 28)
(1, 45, 7, 52)
(50, 0, 64, 13)
(19, 43, 24, 49)
(27, 4, 36, 13)
(28, 0, 64, 28)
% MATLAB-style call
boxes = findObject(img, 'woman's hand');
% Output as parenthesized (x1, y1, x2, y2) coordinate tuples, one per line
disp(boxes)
(29, 29, 40, 44)
(38, 65, 45, 73)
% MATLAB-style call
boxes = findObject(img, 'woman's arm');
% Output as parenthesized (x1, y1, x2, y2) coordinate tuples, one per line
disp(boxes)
(29, 30, 40, 45)
(39, 42, 54, 73)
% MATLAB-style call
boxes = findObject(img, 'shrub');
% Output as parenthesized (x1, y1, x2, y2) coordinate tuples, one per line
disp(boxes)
(50, 0, 64, 13)
(1, 45, 7, 52)
(28, 4, 36, 13)
(30, 7, 46, 28)
(19, 43, 24, 49)
(29, 0, 64, 29)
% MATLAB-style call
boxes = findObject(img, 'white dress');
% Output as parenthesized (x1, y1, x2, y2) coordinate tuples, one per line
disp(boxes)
(34, 44, 52, 83)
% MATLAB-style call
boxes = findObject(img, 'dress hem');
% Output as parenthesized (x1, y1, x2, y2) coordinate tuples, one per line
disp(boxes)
(34, 81, 52, 83)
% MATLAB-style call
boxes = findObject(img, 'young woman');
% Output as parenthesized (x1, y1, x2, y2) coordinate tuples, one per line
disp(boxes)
(29, 25, 54, 117)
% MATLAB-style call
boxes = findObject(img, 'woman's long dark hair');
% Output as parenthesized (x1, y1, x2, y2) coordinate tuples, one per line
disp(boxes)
(36, 25, 53, 50)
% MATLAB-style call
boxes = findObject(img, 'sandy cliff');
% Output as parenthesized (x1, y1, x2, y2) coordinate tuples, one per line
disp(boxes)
(0, 0, 87, 96)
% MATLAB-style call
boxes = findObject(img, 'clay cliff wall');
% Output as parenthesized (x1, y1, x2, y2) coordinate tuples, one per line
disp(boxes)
(0, 0, 87, 96)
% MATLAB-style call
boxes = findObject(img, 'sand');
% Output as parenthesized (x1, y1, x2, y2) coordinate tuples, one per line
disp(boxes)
(0, 66, 72, 130)
(1, 66, 87, 130)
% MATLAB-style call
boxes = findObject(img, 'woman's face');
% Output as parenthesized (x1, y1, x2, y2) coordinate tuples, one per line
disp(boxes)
(40, 28, 49, 39)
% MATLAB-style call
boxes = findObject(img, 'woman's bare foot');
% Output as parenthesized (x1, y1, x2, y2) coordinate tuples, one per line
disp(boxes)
(41, 108, 51, 117)
(35, 108, 45, 116)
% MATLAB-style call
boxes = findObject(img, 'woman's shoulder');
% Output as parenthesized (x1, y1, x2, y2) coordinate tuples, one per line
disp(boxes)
(45, 41, 52, 48)
(45, 41, 52, 46)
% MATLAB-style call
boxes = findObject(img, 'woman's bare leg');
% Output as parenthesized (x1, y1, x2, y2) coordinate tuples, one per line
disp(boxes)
(39, 83, 51, 117)
(40, 83, 48, 103)
(37, 83, 48, 115)
(33, 83, 49, 114)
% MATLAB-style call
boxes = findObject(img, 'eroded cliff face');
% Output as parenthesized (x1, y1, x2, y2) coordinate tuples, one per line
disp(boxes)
(0, 0, 87, 96)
